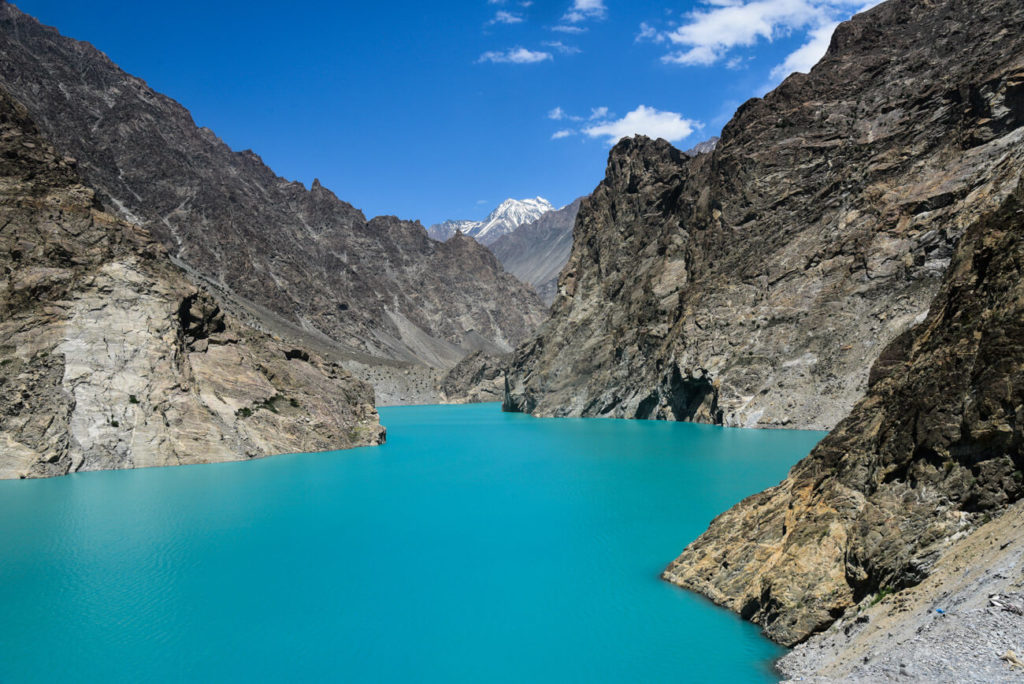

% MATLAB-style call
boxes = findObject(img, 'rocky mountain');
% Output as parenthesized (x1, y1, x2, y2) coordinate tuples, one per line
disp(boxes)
(504, 0, 1024, 431)
(0, 87, 383, 479)
(664, 172, 1024, 648)
(427, 197, 554, 245)
(424, 219, 478, 243)
(0, 2, 546, 379)
(438, 351, 510, 404)
(488, 198, 582, 306)
(683, 136, 718, 157)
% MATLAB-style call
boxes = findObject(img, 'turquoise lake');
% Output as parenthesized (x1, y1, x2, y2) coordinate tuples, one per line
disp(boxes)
(0, 403, 825, 682)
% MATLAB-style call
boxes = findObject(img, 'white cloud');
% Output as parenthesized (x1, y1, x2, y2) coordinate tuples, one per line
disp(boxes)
(551, 129, 574, 139)
(769, 20, 837, 79)
(488, 10, 524, 24)
(548, 106, 584, 122)
(589, 106, 609, 119)
(636, 22, 663, 43)
(562, 0, 606, 23)
(551, 24, 587, 33)
(583, 105, 700, 144)
(543, 40, 581, 54)
(478, 47, 553, 64)
(652, 0, 876, 70)
(662, 45, 718, 66)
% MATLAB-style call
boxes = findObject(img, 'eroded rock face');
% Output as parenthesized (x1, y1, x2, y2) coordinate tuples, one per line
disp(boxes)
(439, 351, 510, 404)
(505, 0, 1024, 430)
(663, 177, 1024, 646)
(0, 3, 546, 369)
(0, 89, 383, 479)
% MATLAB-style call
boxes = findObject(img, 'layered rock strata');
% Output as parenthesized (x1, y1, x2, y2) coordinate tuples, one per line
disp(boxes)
(438, 351, 510, 404)
(0, 88, 383, 479)
(777, 499, 1024, 682)
(505, 0, 1024, 430)
(0, 2, 546, 371)
(663, 175, 1024, 646)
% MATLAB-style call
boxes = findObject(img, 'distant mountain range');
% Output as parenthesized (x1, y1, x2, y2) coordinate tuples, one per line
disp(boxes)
(488, 199, 582, 306)
(428, 197, 554, 246)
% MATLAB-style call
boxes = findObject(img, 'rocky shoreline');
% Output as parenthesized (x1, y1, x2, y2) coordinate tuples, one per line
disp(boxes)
(776, 501, 1024, 682)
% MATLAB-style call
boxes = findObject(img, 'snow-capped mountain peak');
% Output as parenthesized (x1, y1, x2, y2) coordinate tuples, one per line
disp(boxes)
(427, 197, 554, 246)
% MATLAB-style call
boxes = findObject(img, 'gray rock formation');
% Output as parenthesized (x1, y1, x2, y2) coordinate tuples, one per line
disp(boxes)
(777, 500, 1024, 681)
(0, 2, 546, 373)
(425, 220, 479, 243)
(683, 136, 718, 157)
(488, 198, 582, 306)
(0, 88, 384, 479)
(438, 351, 510, 404)
(663, 173, 1024, 646)
(504, 0, 1024, 430)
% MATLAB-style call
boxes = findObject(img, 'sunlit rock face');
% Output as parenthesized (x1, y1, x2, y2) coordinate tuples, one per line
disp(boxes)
(665, 174, 1024, 646)
(0, 88, 383, 479)
(505, 0, 1024, 432)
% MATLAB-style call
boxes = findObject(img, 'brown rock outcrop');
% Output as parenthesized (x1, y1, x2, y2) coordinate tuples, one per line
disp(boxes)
(439, 351, 510, 404)
(0, 88, 383, 479)
(663, 175, 1024, 646)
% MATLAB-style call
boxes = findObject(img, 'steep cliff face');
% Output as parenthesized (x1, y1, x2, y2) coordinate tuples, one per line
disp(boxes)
(664, 176, 1024, 646)
(438, 351, 509, 404)
(505, 0, 1024, 430)
(0, 88, 384, 479)
(488, 198, 582, 306)
(0, 3, 546, 370)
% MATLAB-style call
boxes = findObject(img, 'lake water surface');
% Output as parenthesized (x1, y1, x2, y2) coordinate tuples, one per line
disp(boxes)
(0, 403, 824, 682)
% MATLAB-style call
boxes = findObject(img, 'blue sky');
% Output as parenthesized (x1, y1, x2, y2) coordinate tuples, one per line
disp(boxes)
(15, 0, 876, 226)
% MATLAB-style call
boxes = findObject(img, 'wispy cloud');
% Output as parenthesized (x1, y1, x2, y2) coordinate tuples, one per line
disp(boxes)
(562, 0, 606, 23)
(551, 24, 586, 34)
(589, 106, 608, 120)
(551, 129, 575, 140)
(769, 19, 838, 79)
(635, 22, 664, 43)
(478, 47, 553, 64)
(583, 105, 700, 144)
(548, 106, 584, 122)
(543, 40, 581, 54)
(488, 10, 524, 25)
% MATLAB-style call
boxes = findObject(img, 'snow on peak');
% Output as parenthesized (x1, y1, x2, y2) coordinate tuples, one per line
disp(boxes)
(427, 197, 554, 246)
